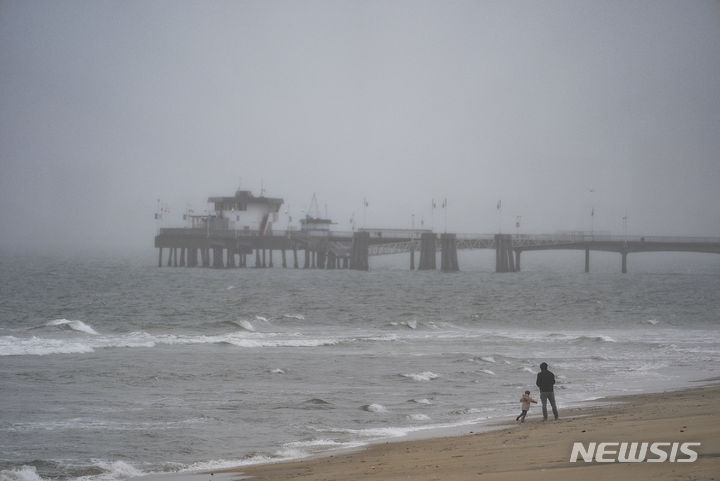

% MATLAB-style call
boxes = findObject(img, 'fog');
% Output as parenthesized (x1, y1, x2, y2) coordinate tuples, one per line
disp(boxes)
(1, 1, 719, 254)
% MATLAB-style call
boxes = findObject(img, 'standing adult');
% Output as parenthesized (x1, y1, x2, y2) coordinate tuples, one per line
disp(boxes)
(536, 362, 559, 420)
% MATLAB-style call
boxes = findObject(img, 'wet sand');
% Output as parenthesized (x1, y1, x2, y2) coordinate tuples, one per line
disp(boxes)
(220, 383, 720, 481)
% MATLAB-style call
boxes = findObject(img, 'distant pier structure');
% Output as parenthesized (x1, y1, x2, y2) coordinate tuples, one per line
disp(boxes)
(155, 190, 720, 273)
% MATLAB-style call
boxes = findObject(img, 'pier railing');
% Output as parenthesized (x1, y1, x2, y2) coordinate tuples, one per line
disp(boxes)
(159, 227, 720, 245)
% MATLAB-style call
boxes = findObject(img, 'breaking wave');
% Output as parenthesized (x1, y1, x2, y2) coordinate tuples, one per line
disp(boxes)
(401, 371, 439, 382)
(44, 319, 99, 335)
(361, 403, 388, 413)
(0, 330, 372, 357)
(0, 466, 46, 481)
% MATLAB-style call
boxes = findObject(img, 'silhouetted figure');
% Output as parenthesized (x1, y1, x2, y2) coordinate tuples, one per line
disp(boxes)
(536, 362, 559, 420)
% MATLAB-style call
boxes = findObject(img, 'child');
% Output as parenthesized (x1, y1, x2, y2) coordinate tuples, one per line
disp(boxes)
(516, 390, 537, 422)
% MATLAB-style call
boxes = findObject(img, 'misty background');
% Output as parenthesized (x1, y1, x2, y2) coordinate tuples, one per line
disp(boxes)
(1, 0, 719, 255)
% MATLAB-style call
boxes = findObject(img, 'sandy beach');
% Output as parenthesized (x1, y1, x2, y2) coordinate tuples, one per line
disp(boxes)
(221, 383, 720, 481)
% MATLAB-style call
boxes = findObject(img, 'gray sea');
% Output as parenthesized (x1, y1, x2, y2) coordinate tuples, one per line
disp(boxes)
(1, 249, 719, 481)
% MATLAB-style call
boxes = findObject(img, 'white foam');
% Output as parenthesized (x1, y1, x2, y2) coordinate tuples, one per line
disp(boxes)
(408, 413, 431, 421)
(181, 441, 357, 473)
(480, 369, 496, 376)
(271, 368, 285, 374)
(236, 320, 255, 332)
(480, 356, 496, 363)
(362, 403, 388, 413)
(92, 460, 143, 480)
(184, 457, 274, 471)
(0, 466, 46, 481)
(402, 371, 439, 382)
(282, 314, 305, 320)
(283, 439, 345, 449)
(0, 336, 95, 356)
(0, 331, 343, 357)
(411, 398, 433, 405)
(46, 319, 99, 335)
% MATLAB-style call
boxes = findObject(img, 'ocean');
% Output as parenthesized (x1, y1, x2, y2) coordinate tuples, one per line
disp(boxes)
(1, 250, 719, 481)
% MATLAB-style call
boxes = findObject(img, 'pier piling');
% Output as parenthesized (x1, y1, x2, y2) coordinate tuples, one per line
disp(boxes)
(350, 232, 370, 270)
(585, 249, 590, 273)
(418, 233, 437, 270)
(622, 251, 628, 274)
(440, 234, 459, 272)
(495, 234, 515, 273)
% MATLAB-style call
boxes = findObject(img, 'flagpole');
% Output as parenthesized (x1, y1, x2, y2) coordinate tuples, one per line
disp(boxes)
(443, 198, 447, 233)
(363, 198, 368, 229)
(431, 199, 436, 232)
(497, 200, 502, 233)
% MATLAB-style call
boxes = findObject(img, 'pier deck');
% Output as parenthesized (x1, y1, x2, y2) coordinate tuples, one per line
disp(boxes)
(155, 228, 720, 273)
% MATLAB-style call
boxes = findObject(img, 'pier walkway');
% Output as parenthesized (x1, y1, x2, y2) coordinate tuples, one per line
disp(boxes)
(154, 228, 720, 273)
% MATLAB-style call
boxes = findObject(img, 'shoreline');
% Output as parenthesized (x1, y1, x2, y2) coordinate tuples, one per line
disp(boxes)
(217, 381, 720, 481)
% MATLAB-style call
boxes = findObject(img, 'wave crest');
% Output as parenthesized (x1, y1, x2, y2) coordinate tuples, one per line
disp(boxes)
(402, 371, 439, 382)
(45, 319, 98, 335)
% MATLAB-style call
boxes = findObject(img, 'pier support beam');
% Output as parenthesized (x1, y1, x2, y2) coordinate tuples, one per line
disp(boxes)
(212, 247, 224, 268)
(440, 233, 459, 272)
(281, 249, 287, 268)
(317, 247, 326, 269)
(418, 233, 437, 270)
(621, 251, 628, 274)
(515, 250, 521, 272)
(269, 249, 273, 268)
(350, 232, 370, 271)
(585, 249, 590, 273)
(409, 243, 415, 270)
(158, 248, 163, 267)
(226, 248, 235, 268)
(495, 234, 515, 273)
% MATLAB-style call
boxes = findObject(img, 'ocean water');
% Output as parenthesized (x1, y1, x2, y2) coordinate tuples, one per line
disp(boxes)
(1, 250, 719, 481)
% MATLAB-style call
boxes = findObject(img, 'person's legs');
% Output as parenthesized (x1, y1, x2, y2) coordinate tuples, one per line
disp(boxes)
(540, 392, 549, 420)
(547, 392, 559, 419)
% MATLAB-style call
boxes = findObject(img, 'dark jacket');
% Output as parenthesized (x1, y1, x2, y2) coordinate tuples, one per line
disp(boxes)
(536, 369, 555, 392)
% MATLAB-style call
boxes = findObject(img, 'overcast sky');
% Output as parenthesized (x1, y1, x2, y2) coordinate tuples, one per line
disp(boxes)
(1, 0, 719, 253)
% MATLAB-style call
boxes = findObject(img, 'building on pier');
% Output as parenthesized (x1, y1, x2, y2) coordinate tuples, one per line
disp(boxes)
(208, 190, 284, 234)
(300, 216, 333, 236)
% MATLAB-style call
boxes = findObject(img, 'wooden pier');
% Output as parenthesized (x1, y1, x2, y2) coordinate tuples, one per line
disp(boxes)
(155, 228, 720, 274)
